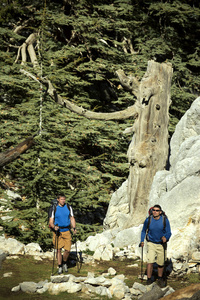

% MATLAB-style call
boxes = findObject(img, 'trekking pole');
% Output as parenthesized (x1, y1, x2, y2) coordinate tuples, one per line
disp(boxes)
(139, 243, 144, 282)
(163, 242, 167, 287)
(75, 235, 80, 273)
(52, 233, 57, 275)
(51, 225, 59, 276)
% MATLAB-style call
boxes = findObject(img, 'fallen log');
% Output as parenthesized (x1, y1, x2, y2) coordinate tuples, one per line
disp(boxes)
(0, 137, 35, 168)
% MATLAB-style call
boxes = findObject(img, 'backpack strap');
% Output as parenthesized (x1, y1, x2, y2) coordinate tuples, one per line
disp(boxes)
(53, 203, 58, 220)
(146, 215, 152, 233)
(163, 214, 166, 230)
(66, 203, 71, 215)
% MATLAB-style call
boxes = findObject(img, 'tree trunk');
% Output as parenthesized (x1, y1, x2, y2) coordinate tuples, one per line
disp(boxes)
(0, 137, 34, 168)
(127, 60, 173, 225)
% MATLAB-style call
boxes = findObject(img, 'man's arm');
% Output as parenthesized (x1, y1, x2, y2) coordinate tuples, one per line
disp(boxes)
(163, 218, 172, 242)
(49, 217, 59, 231)
(70, 216, 77, 234)
(49, 217, 54, 229)
(140, 218, 148, 245)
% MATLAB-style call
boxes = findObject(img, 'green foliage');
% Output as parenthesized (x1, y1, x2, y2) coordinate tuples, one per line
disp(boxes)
(0, 0, 200, 249)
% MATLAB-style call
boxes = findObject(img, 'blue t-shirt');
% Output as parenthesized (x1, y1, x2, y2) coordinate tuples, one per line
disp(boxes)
(141, 215, 171, 244)
(54, 205, 71, 232)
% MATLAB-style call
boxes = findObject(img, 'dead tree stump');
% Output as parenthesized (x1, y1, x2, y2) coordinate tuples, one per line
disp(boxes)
(127, 61, 173, 225)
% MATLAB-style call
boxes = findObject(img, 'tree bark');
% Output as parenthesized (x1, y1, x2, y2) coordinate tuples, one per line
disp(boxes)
(0, 137, 34, 168)
(45, 78, 138, 120)
(126, 60, 173, 226)
(19, 71, 138, 121)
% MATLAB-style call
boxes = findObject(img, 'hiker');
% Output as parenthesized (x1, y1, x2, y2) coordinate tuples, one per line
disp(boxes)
(140, 204, 171, 287)
(49, 194, 76, 274)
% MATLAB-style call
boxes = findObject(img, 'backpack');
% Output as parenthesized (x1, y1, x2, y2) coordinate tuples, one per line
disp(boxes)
(48, 198, 71, 228)
(146, 207, 167, 234)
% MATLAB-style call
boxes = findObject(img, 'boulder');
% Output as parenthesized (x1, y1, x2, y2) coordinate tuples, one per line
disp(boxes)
(24, 243, 43, 256)
(103, 180, 129, 230)
(0, 235, 25, 255)
(84, 275, 112, 287)
(108, 267, 117, 276)
(109, 276, 129, 299)
(95, 286, 112, 298)
(138, 284, 167, 300)
(20, 282, 38, 293)
(93, 244, 113, 261)
(159, 283, 200, 300)
(37, 282, 50, 294)
(48, 281, 82, 295)
(192, 252, 200, 262)
(113, 226, 142, 248)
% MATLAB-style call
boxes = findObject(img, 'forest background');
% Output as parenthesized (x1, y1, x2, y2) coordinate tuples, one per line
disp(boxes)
(0, 0, 199, 250)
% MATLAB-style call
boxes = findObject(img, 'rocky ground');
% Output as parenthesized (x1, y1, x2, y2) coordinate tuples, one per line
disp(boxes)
(0, 249, 199, 300)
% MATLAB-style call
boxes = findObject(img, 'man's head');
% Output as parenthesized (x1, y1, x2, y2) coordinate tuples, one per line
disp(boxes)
(57, 193, 66, 199)
(57, 194, 66, 207)
(152, 204, 162, 218)
(153, 204, 162, 211)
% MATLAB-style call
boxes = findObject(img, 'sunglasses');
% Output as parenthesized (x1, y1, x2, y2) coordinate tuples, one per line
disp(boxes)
(152, 209, 160, 212)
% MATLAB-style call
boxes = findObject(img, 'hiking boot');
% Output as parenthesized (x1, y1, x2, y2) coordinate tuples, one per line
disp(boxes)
(63, 264, 68, 273)
(157, 278, 165, 288)
(146, 278, 152, 285)
(58, 266, 63, 275)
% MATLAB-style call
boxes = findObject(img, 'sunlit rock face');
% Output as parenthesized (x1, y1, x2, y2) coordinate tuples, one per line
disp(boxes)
(103, 97, 200, 260)
(149, 97, 200, 259)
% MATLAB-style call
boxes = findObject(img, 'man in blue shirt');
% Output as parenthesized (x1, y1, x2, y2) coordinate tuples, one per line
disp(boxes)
(140, 204, 171, 287)
(49, 194, 76, 274)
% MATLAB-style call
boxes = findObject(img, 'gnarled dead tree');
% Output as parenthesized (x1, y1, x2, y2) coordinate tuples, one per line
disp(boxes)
(126, 61, 173, 225)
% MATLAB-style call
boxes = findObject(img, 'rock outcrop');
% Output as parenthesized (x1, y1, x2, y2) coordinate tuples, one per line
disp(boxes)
(149, 97, 200, 260)
(103, 97, 200, 261)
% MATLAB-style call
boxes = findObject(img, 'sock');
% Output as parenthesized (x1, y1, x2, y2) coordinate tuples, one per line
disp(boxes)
(58, 264, 62, 268)
(158, 276, 162, 280)
(63, 261, 67, 265)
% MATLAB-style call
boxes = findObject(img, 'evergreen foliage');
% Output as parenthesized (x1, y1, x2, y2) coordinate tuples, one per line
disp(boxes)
(0, 0, 199, 249)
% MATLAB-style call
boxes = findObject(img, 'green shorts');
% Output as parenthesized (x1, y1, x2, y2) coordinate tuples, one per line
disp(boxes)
(147, 242, 166, 266)
(53, 230, 72, 251)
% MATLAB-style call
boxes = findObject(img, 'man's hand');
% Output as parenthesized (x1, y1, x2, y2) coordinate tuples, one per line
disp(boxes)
(139, 242, 144, 247)
(72, 228, 77, 234)
(162, 236, 167, 243)
(54, 225, 59, 231)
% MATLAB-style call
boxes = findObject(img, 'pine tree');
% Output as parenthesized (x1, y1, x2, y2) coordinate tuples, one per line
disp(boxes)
(0, 0, 199, 248)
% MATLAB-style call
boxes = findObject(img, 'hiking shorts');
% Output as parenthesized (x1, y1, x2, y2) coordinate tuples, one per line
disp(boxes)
(147, 242, 166, 266)
(53, 230, 72, 251)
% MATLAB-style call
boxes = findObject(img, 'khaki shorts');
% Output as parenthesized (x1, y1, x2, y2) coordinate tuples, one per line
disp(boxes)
(147, 242, 166, 266)
(53, 230, 72, 251)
